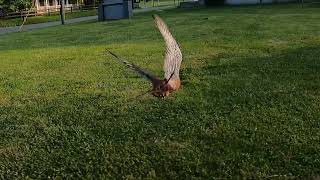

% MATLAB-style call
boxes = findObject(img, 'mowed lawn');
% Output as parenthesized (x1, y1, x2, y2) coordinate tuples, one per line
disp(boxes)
(0, 10, 97, 27)
(0, 4, 320, 178)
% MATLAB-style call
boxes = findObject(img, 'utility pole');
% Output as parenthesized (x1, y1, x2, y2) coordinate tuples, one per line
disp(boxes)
(60, 0, 65, 24)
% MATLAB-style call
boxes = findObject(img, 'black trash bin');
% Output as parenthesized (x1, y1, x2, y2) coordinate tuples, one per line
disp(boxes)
(98, 0, 133, 21)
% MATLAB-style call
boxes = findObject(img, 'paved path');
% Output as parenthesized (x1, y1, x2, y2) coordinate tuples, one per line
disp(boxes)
(0, 6, 174, 35)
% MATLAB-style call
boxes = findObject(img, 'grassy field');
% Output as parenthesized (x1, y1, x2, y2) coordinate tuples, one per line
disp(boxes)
(138, 0, 176, 8)
(0, 9, 97, 27)
(0, 4, 320, 179)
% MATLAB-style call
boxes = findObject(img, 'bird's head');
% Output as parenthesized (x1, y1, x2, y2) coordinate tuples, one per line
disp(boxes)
(151, 79, 171, 98)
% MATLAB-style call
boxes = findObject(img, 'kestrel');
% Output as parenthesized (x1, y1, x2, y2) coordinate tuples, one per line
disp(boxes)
(107, 15, 182, 98)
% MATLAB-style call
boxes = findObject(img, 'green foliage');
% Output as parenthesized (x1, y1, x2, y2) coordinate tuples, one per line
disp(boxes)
(0, 4, 320, 179)
(0, 0, 33, 13)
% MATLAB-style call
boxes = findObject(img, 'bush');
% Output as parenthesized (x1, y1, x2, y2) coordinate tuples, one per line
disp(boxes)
(0, 0, 32, 14)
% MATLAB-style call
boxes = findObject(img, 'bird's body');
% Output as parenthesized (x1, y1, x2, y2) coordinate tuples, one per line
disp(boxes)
(150, 78, 181, 98)
(107, 15, 182, 98)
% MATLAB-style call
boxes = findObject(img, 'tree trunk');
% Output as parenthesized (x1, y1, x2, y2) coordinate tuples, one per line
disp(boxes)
(60, 0, 65, 24)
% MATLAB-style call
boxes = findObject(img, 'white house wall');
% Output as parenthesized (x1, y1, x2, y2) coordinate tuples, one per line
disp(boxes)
(276, 0, 295, 2)
(226, 0, 259, 5)
(225, 0, 295, 5)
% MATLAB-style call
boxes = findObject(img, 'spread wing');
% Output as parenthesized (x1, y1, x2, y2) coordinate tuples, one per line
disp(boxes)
(153, 15, 182, 81)
(107, 50, 159, 83)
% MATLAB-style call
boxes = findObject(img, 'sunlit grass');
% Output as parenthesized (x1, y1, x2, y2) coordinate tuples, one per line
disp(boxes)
(0, 9, 97, 27)
(0, 4, 320, 179)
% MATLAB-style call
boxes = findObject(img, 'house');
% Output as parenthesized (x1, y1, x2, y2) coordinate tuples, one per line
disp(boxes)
(225, 0, 295, 5)
(182, 0, 296, 7)
(34, 0, 81, 13)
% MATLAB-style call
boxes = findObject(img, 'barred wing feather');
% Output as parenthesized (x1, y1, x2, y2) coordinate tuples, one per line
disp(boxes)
(153, 15, 182, 80)
(107, 50, 159, 83)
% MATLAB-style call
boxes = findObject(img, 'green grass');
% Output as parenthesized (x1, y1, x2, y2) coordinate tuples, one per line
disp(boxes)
(138, 0, 176, 8)
(0, 9, 97, 27)
(0, 4, 320, 179)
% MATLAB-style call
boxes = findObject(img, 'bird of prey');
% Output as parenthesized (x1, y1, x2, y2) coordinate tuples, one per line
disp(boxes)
(107, 15, 182, 98)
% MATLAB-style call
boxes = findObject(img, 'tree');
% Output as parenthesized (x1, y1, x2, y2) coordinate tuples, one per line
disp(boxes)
(0, 0, 33, 13)
(14, 0, 33, 11)
(60, 0, 65, 24)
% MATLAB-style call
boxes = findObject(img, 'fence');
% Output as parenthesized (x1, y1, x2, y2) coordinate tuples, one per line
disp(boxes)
(300, 0, 320, 5)
(0, 5, 97, 19)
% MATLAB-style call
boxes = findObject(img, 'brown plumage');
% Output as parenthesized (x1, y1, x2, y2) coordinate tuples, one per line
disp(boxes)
(107, 15, 182, 98)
